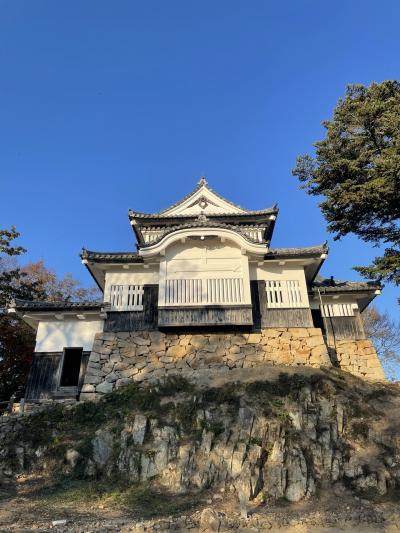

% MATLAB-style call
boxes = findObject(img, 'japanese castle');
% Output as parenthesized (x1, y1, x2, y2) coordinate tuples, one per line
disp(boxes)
(10, 178, 385, 403)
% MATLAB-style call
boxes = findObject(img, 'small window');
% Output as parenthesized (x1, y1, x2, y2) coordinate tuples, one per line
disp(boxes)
(109, 284, 144, 310)
(60, 348, 83, 387)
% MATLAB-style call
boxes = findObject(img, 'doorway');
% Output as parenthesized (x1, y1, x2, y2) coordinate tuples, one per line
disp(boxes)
(59, 348, 83, 387)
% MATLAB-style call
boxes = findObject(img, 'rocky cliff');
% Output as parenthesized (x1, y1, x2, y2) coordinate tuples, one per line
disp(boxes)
(0, 366, 398, 531)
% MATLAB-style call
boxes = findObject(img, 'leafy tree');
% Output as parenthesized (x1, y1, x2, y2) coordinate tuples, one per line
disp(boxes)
(0, 228, 44, 307)
(362, 306, 400, 380)
(21, 260, 99, 302)
(293, 81, 400, 286)
(0, 227, 39, 403)
(0, 227, 100, 403)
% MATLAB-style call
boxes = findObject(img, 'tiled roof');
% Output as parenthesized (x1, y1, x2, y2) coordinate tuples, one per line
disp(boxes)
(10, 299, 103, 312)
(158, 178, 247, 215)
(81, 249, 143, 263)
(128, 208, 278, 219)
(311, 277, 381, 292)
(128, 178, 278, 218)
(139, 219, 268, 247)
(265, 243, 328, 258)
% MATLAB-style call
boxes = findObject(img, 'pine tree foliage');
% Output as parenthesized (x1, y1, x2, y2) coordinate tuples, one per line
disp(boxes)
(293, 81, 400, 286)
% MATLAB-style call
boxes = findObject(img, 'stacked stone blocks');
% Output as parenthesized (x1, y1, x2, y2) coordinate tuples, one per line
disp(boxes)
(332, 339, 385, 380)
(81, 328, 333, 400)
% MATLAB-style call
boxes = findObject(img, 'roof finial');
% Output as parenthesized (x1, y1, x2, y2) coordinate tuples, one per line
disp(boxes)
(196, 212, 208, 222)
(198, 176, 208, 186)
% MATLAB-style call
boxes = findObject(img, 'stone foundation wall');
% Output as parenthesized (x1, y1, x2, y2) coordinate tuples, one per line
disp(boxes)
(332, 339, 385, 380)
(80, 328, 331, 400)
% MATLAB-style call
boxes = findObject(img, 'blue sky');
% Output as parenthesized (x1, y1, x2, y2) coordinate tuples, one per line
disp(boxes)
(0, 0, 399, 316)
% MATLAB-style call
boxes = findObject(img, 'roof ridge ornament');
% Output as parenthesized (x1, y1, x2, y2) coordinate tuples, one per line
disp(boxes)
(196, 212, 208, 222)
(198, 176, 208, 186)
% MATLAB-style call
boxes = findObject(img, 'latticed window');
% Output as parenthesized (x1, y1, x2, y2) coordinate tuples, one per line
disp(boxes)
(109, 285, 144, 311)
(265, 280, 305, 308)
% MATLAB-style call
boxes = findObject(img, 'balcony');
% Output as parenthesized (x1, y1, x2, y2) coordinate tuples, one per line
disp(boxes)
(158, 277, 252, 327)
(163, 277, 246, 306)
(104, 278, 312, 330)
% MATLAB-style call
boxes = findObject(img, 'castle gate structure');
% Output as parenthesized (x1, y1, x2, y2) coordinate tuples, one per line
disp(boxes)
(10, 179, 385, 402)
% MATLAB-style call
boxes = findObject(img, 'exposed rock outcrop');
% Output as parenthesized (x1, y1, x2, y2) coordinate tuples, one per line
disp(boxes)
(1, 368, 398, 510)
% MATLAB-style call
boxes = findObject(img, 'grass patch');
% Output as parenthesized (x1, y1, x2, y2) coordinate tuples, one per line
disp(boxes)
(244, 375, 306, 423)
(32, 479, 197, 519)
(202, 383, 240, 407)
(157, 375, 195, 396)
(346, 398, 379, 420)
(13, 379, 194, 451)
(116, 484, 197, 518)
(13, 404, 66, 448)
(365, 388, 389, 402)
(245, 373, 311, 401)
(33, 479, 107, 507)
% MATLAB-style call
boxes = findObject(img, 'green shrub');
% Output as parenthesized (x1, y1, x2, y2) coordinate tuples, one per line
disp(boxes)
(202, 383, 240, 406)
(174, 397, 199, 435)
(157, 375, 194, 395)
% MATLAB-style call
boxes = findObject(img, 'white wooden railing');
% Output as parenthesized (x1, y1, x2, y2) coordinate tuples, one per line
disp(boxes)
(265, 280, 305, 308)
(164, 278, 245, 306)
(109, 285, 144, 311)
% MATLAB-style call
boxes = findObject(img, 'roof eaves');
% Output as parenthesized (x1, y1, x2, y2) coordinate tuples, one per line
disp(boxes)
(10, 298, 104, 313)
(157, 181, 204, 214)
(139, 220, 268, 247)
(80, 249, 143, 263)
(264, 243, 328, 259)
(129, 179, 276, 217)
(311, 282, 381, 293)
(128, 207, 279, 220)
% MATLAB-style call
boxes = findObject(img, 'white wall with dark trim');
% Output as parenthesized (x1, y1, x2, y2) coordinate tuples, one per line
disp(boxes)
(35, 319, 104, 352)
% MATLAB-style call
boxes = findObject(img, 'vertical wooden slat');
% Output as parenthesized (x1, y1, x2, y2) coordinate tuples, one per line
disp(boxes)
(159, 277, 248, 306)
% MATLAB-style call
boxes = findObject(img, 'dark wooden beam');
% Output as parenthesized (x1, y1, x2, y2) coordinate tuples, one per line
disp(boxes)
(158, 306, 253, 327)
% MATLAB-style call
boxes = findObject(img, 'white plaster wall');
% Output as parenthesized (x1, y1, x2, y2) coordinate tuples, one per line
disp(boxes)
(35, 319, 104, 352)
(249, 263, 306, 282)
(165, 239, 244, 278)
(158, 239, 251, 305)
(249, 263, 309, 308)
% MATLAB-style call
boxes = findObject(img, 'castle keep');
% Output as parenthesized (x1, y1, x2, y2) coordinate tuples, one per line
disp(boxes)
(10, 179, 385, 403)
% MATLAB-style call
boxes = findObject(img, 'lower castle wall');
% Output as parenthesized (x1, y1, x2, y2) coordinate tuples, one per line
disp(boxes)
(80, 328, 333, 399)
(80, 328, 386, 400)
(330, 339, 385, 380)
